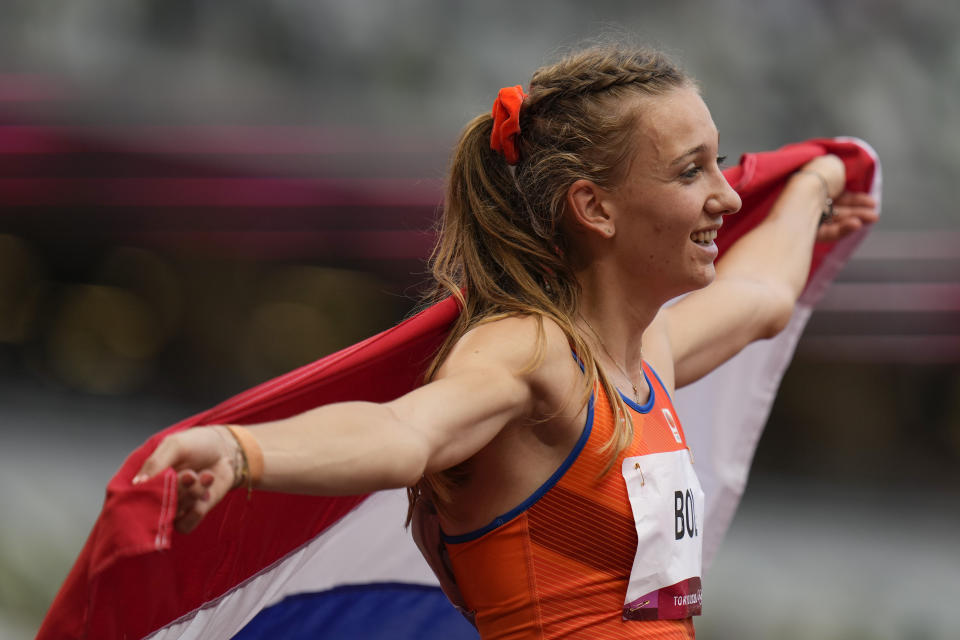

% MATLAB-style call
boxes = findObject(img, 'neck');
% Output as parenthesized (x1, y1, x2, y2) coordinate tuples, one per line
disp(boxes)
(574, 260, 662, 397)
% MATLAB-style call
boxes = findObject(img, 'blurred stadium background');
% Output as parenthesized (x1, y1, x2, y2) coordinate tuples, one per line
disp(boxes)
(1, 1, 957, 638)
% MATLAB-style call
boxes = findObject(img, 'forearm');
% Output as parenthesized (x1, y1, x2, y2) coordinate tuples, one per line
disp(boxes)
(246, 401, 429, 495)
(716, 170, 826, 300)
(242, 359, 533, 495)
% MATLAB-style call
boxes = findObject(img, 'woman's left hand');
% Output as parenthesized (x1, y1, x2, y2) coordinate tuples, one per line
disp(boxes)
(816, 191, 879, 242)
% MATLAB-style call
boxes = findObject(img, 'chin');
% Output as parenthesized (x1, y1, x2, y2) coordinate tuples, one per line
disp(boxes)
(686, 265, 717, 292)
(660, 271, 715, 304)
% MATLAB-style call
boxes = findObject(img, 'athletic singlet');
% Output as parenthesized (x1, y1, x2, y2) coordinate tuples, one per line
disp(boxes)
(442, 362, 699, 639)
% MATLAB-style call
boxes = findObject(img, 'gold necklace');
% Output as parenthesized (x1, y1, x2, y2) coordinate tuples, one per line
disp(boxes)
(579, 314, 643, 403)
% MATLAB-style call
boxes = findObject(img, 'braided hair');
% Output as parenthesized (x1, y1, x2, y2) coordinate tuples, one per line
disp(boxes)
(410, 46, 691, 517)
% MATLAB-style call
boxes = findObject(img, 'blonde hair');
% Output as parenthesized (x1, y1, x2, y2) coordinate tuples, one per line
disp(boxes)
(409, 45, 690, 517)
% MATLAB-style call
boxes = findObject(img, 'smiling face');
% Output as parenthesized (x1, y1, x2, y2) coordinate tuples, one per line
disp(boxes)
(601, 86, 742, 300)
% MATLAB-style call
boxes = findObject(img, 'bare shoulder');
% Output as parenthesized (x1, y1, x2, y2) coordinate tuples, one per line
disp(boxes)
(440, 314, 549, 371)
(438, 314, 582, 410)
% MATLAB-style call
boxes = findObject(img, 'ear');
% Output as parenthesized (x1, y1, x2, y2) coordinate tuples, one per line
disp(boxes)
(566, 179, 614, 238)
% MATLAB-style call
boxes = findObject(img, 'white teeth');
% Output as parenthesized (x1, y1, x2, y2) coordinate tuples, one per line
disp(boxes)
(690, 229, 718, 245)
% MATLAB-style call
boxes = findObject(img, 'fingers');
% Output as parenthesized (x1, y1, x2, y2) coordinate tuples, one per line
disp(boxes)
(817, 210, 874, 243)
(834, 191, 876, 207)
(835, 194, 879, 219)
(176, 469, 216, 502)
(842, 217, 864, 233)
(130, 426, 239, 534)
(818, 217, 859, 242)
(172, 448, 236, 533)
(199, 470, 216, 487)
(177, 469, 206, 500)
(133, 435, 183, 485)
(175, 470, 203, 518)
(176, 490, 216, 534)
(834, 193, 879, 225)
(173, 469, 218, 533)
(848, 205, 880, 225)
(174, 468, 233, 534)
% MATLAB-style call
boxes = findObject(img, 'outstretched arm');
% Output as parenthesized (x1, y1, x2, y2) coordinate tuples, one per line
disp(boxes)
(652, 154, 878, 390)
(134, 316, 555, 533)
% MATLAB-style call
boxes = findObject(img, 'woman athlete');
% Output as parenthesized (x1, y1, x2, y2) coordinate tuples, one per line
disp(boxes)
(134, 46, 877, 638)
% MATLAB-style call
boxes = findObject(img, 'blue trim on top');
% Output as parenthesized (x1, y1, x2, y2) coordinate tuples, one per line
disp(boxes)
(442, 394, 596, 544)
(571, 349, 586, 372)
(645, 363, 673, 404)
(618, 366, 656, 414)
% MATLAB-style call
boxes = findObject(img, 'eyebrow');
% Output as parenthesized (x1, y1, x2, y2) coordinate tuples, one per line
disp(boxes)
(669, 144, 707, 166)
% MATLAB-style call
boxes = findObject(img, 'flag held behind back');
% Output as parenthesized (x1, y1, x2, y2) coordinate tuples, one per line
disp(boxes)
(38, 138, 879, 640)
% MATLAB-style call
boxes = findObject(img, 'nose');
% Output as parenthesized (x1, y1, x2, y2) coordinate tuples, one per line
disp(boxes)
(707, 173, 742, 217)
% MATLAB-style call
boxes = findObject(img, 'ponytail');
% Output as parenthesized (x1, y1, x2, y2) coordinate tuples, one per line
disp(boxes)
(408, 45, 690, 519)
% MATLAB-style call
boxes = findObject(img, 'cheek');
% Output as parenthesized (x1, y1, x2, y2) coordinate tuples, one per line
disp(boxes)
(649, 220, 684, 246)
(644, 222, 687, 268)
(651, 209, 694, 237)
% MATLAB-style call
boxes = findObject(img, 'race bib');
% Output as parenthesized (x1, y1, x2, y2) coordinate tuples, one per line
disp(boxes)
(621, 449, 704, 621)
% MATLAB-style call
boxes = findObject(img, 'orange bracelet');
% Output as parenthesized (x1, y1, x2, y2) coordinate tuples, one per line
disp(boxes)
(225, 425, 264, 498)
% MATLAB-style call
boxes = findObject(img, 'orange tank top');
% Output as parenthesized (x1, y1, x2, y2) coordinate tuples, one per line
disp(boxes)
(443, 363, 697, 640)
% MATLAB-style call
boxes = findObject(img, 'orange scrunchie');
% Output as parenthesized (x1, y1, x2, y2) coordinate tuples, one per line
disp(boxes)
(490, 85, 527, 165)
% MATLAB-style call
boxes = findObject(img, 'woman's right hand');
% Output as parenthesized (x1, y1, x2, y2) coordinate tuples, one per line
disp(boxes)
(799, 154, 879, 243)
(133, 426, 241, 534)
